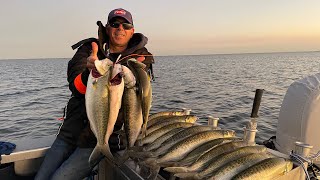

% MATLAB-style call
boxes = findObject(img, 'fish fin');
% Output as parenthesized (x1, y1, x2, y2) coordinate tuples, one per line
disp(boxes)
(100, 144, 116, 165)
(88, 146, 104, 168)
(141, 123, 147, 138)
(163, 166, 189, 173)
(174, 172, 197, 179)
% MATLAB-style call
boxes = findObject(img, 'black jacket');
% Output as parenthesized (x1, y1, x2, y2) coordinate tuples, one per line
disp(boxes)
(57, 31, 154, 148)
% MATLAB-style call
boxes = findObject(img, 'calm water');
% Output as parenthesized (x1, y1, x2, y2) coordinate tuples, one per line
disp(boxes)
(1, 52, 320, 143)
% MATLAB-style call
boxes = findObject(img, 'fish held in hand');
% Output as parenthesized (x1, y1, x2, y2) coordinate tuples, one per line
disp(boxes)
(86, 59, 124, 166)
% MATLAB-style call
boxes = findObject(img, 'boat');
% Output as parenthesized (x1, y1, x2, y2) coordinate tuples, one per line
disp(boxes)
(1, 73, 320, 180)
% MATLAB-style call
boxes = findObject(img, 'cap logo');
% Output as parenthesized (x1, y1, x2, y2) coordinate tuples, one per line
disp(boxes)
(114, 10, 126, 15)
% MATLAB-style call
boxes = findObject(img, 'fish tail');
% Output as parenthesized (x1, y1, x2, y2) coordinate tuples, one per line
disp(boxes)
(100, 144, 116, 164)
(163, 166, 189, 173)
(88, 146, 105, 168)
(174, 172, 197, 179)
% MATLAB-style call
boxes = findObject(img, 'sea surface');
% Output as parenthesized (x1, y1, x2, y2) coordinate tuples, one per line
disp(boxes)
(1, 52, 320, 143)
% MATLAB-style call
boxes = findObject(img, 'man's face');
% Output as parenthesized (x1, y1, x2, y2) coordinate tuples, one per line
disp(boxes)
(107, 17, 134, 48)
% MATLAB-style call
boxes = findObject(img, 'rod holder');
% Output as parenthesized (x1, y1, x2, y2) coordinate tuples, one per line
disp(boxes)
(243, 128, 258, 145)
(243, 119, 258, 145)
(294, 142, 313, 158)
(207, 116, 219, 128)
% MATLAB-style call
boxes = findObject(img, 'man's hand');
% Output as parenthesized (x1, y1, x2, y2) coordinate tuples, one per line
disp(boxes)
(86, 42, 99, 70)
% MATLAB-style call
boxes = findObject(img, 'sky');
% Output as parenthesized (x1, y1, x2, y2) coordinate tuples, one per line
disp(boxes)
(1, 0, 320, 59)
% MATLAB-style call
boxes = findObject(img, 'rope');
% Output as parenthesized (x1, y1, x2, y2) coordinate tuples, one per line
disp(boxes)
(290, 151, 310, 180)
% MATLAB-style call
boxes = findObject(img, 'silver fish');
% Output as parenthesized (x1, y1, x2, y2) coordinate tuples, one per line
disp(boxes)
(86, 59, 124, 166)
(145, 130, 236, 166)
(146, 115, 198, 136)
(208, 153, 272, 180)
(152, 126, 226, 157)
(127, 59, 152, 138)
(173, 140, 248, 177)
(232, 157, 293, 180)
(138, 122, 194, 146)
(194, 145, 268, 179)
(148, 111, 188, 127)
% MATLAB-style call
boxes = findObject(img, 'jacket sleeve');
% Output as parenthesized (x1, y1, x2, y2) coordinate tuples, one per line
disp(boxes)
(67, 43, 91, 97)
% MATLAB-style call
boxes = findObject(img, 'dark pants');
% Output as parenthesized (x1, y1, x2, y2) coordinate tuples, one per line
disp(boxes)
(35, 137, 94, 180)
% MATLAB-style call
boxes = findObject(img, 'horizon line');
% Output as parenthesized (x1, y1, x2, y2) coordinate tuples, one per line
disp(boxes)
(1, 50, 319, 60)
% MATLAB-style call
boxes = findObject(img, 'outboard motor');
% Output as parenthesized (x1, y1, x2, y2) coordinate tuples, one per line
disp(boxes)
(275, 73, 320, 165)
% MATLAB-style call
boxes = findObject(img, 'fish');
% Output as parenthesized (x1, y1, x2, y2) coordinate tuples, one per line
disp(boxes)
(193, 145, 268, 179)
(123, 83, 143, 148)
(148, 110, 188, 120)
(173, 140, 248, 177)
(127, 59, 152, 138)
(208, 153, 272, 180)
(147, 110, 188, 127)
(138, 122, 194, 146)
(143, 127, 185, 152)
(151, 127, 230, 157)
(145, 115, 198, 136)
(231, 157, 293, 179)
(176, 138, 237, 166)
(118, 81, 143, 164)
(86, 59, 124, 166)
(144, 130, 236, 167)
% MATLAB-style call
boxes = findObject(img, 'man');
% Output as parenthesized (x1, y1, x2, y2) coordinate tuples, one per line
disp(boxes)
(35, 8, 154, 180)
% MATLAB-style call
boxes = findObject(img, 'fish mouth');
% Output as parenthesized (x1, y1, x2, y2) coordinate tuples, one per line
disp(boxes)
(92, 68, 102, 78)
(110, 73, 122, 85)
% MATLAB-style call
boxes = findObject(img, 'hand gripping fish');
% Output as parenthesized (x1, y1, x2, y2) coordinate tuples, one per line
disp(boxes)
(85, 58, 124, 167)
